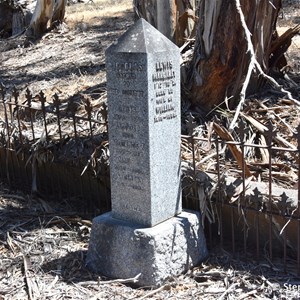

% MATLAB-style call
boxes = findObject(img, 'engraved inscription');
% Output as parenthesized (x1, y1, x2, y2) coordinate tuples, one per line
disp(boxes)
(109, 62, 144, 80)
(152, 61, 175, 81)
(109, 63, 147, 193)
(122, 90, 144, 97)
(152, 61, 177, 123)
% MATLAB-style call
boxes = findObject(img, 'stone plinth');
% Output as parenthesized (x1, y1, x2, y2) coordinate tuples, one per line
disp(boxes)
(86, 210, 208, 287)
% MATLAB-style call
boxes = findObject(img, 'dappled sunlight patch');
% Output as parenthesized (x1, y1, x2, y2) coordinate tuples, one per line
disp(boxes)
(66, 0, 133, 30)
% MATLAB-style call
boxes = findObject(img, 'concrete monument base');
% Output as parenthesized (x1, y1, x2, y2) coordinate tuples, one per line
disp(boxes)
(86, 210, 208, 287)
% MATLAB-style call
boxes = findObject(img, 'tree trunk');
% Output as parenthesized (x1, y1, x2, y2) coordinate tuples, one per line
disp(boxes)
(186, 0, 282, 112)
(51, 0, 67, 27)
(0, 2, 13, 38)
(134, 0, 285, 112)
(26, 0, 54, 38)
(133, 0, 157, 26)
(26, 0, 66, 38)
(156, 0, 177, 41)
(133, 0, 196, 46)
(0, 0, 33, 38)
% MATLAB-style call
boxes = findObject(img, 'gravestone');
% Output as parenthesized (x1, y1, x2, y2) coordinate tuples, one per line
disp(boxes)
(107, 16, 181, 227)
(87, 18, 207, 287)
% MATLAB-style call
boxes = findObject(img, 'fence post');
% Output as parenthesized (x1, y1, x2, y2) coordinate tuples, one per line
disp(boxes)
(53, 93, 62, 141)
(12, 87, 23, 144)
(68, 99, 77, 140)
(296, 124, 300, 275)
(39, 91, 48, 142)
(266, 120, 275, 262)
(25, 88, 35, 140)
(84, 97, 93, 139)
(237, 120, 247, 255)
(215, 134, 223, 249)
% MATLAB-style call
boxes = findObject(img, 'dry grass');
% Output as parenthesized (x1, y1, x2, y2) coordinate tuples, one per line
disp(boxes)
(66, 0, 133, 30)
(0, 0, 135, 98)
(1, 186, 300, 299)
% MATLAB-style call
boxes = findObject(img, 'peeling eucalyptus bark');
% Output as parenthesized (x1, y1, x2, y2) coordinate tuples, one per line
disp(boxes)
(51, 0, 67, 28)
(133, 0, 157, 26)
(187, 0, 282, 112)
(26, 0, 54, 37)
(133, 0, 196, 45)
(201, 0, 221, 57)
(26, 0, 66, 38)
(0, 0, 33, 37)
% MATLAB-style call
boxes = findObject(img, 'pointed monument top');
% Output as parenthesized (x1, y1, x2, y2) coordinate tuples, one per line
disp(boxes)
(106, 18, 178, 54)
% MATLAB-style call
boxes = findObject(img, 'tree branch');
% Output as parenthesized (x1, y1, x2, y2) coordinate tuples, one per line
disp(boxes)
(229, 0, 298, 131)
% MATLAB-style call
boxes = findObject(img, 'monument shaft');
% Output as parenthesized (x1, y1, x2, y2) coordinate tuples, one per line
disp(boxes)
(106, 21, 181, 227)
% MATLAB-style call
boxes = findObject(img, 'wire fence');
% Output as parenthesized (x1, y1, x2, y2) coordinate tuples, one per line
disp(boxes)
(0, 85, 299, 273)
(0, 84, 110, 213)
(182, 120, 300, 274)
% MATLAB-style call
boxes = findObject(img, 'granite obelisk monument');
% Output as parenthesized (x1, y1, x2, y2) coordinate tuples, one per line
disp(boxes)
(87, 18, 207, 287)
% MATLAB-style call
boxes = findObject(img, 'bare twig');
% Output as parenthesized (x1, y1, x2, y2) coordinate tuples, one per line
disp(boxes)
(229, 0, 298, 131)
(279, 206, 298, 236)
(23, 254, 40, 300)
(137, 284, 170, 300)
(79, 273, 142, 287)
(218, 283, 238, 300)
(237, 290, 258, 299)
(213, 122, 252, 177)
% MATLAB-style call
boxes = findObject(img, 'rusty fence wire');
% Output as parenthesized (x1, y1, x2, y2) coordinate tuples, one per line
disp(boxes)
(182, 120, 300, 275)
(0, 85, 300, 273)
(0, 84, 110, 214)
